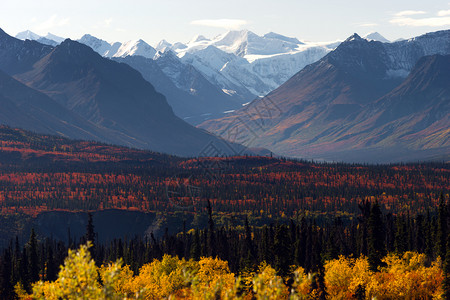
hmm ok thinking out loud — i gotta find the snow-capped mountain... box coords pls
[15,30,64,46]
[15,30,41,41]
[77,35,156,59]
[199,30,450,163]
[363,32,390,43]
[179,46,257,97]
[75,30,340,118]
[83,29,442,118]
[384,30,450,78]
[112,39,156,59]
[78,34,112,57]
[76,34,249,124]
[172,30,338,95]
[45,33,65,43]
[181,29,304,57]
[155,39,172,52]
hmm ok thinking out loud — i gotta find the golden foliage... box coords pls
[21,245,445,300]
[252,263,289,300]
[324,252,444,300]
[30,242,128,300]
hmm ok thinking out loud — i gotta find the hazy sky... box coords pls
[1,0,450,45]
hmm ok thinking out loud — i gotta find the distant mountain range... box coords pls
[15,30,64,46]
[1,28,243,156]
[200,30,450,163]
[14,29,391,125]
[6,28,450,162]
[77,33,251,124]
[74,30,342,124]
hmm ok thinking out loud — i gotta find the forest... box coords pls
[0,126,447,217]
[1,197,449,299]
[0,126,449,299]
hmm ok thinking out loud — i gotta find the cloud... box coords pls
[437,9,450,16]
[33,15,70,34]
[390,10,450,27]
[395,10,426,17]
[190,19,248,30]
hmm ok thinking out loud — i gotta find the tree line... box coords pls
[1,196,449,299]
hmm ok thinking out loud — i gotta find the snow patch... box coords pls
[386,69,409,78]
[222,89,237,96]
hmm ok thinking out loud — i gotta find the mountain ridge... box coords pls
[199,31,450,163]
[0,29,246,156]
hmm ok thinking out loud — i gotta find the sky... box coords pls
[1,0,450,46]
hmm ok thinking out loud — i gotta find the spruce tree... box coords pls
[240,216,255,270]
[443,200,450,300]
[273,224,290,276]
[394,215,407,253]
[85,213,96,259]
[0,249,13,299]
[443,233,450,300]
[436,193,447,259]
[19,248,29,292]
[206,199,216,257]
[45,240,57,281]
[190,229,201,260]
[367,201,386,272]
[27,229,39,285]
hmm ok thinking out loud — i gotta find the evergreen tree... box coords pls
[85,213,96,259]
[12,236,20,286]
[443,233,450,300]
[45,239,57,281]
[190,229,201,260]
[240,216,256,270]
[443,200,450,300]
[27,229,39,285]
[357,201,371,255]
[19,247,29,292]
[394,215,407,253]
[206,199,216,257]
[0,248,13,299]
[367,201,386,272]
[272,224,290,276]
[424,210,434,258]
[415,214,425,253]
[436,193,447,259]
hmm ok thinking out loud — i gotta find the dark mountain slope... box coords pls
[200,32,450,162]
[113,55,242,125]
[14,39,239,156]
[0,28,53,75]
[0,69,129,143]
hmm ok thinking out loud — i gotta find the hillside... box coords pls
[0,126,447,217]
[0,28,242,156]
[200,31,450,163]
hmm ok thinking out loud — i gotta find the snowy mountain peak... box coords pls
[14,30,63,45]
[45,33,65,43]
[345,33,364,42]
[79,33,96,40]
[154,49,179,61]
[263,32,303,45]
[112,39,156,59]
[190,35,210,43]
[214,30,253,45]
[78,34,112,56]
[171,42,188,51]
[364,32,390,43]
[156,39,172,52]
[16,30,41,41]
